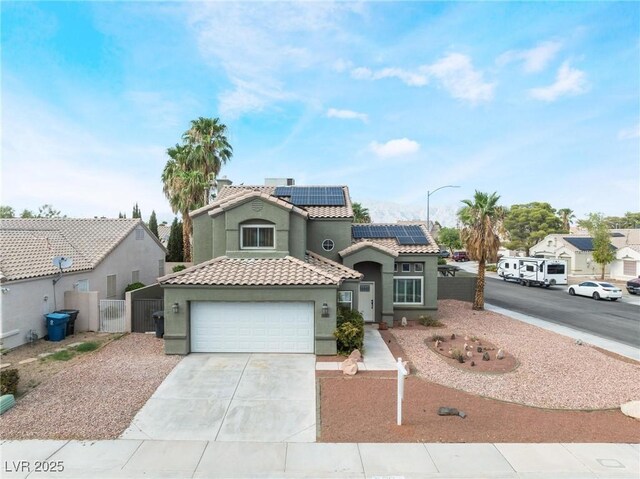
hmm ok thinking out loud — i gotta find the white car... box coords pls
[567,281,623,301]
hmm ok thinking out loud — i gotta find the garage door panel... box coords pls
[191,301,314,353]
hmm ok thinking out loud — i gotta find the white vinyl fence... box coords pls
[99,299,126,332]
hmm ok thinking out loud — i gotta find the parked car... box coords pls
[626,277,640,295]
[452,251,469,262]
[567,281,622,301]
[439,249,450,258]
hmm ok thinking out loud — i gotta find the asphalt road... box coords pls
[484,276,640,348]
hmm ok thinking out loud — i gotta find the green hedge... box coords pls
[0,369,19,396]
[125,282,145,292]
[334,307,364,355]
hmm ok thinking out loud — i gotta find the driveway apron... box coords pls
[121,353,316,442]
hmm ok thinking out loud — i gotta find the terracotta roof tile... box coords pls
[339,241,399,258]
[0,218,154,281]
[159,255,348,286]
[305,251,363,280]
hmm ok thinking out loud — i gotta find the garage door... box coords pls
[190,302,314,353]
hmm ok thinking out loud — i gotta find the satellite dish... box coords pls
[52,256,73,270]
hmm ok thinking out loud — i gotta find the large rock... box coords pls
[349,349,362,361]
[482,352,490,361]
[621,401,640,419]
[496,348,505,360]
[341,358,358,375]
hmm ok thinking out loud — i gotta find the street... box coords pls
[484,276,640,348]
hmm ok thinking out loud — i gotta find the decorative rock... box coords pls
[18,358,37,365]
[496,349,505,360]
[620,401,640,419]
[575,339,583,346]
[470,361,475,367]
[438,407,466,418]
[477,346,483,353]
[466,351,473,358]
[450,333,456,340]
[482,352,490,361]
[464,335,470,341]
[401,316,408,327]
[349,349,362,361]
[341,358,358,375]
[0,363,11,369]
[463,343,468,351]
[457,355,464,364]
[38,352,53,358]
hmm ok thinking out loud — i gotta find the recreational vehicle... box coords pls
[497,257,568,288]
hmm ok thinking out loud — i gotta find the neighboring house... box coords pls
[611,245,640,280]
[530,234,620,277]
[159,179,440,356]
[0,218,166,350]
[157,224,171,247]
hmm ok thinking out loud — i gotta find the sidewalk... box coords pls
[2,439,638,478]
[316,326,397,371]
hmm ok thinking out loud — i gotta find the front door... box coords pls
[359,282,375,323]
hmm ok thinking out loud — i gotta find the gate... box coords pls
[132,299,164,333]
[99,299,126,332]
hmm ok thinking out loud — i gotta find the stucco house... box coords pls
[0,218,166,350]
[159,179,440,356]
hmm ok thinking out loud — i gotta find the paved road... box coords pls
[484,276,640,348]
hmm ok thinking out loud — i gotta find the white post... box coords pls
[397,357,408,426]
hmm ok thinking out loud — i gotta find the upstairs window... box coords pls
[241,225,275,249]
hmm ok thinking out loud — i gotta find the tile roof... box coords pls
[339,241,399,258]
[203,190,309,219]
[0,218,158,281]
[191,185,354,219]
[157,224,171,245]
[160,251,361,286]
[348,223,440,255]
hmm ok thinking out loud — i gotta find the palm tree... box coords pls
[458,191,503,310]
[162,144,209,262]
[352,202,371,223]
[183,117,233,202]
[558,208,575,232]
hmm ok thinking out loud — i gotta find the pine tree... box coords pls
[148,210,159,239]
[166,217,184,262]
[132,203,142,218]
[118,212,126,219]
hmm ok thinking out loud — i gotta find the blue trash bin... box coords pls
[46,313,69,342]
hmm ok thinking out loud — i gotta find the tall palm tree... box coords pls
[183,117,233,202]
[458,191,503,310]
[558,208,575,232]
[352,202,371,223]
[162,144,209,262]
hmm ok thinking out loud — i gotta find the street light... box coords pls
[427,185,460,232]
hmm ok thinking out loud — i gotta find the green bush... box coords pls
[172,264,187,272]
[485,264,497,272]
[334,306,364,355]
[438,258,447,265]
[74,342,99,353]
[419,315,444,327]
[125,282,145,292]
[0,368,19,396]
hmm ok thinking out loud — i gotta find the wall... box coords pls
[610,248,640,280]
[437,273,477,302]
[192,213,213,264]
[0,228,165,350]
[162,285,338,355]
[307,219,353,262]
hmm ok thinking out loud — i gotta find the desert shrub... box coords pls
[0,368,19,396]
[451,349,464,362]
[438,258,447,265]
[125,282,145,292]
[172,264,187,273]
[74,342,99,353]
[50,350,74,361]
[431,334,445,342]
[418,315,443,327]
[334,306,364,355]
[485,264,497,272]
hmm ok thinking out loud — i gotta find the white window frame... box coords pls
[337,290,353,309]
[75,279,89,292]
[393,276,424,305]
[240,224,276,250]
[322,239,335,252]
[401,263,411,273]
[414,263,424,272]
[393,263,398,272]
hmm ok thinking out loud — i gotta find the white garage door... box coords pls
[190,301,315,353]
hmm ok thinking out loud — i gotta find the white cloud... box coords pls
[350,53,493,103]
[497,41,562,73]
[424,53,494,103]
[326,108,368,122]
[369,138,420,158]
[332,58,353,72]
[529,61,588,101]
[617,124,640,140]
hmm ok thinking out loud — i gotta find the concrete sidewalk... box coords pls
[316,326,397,371]
[2,440,638,478]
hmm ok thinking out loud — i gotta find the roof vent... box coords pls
[265,178,295,186]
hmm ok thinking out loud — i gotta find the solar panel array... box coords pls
[273,186,345,206]
[352,224,429,245]
[563,237,616,252]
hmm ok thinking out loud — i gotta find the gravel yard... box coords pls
[0,333,181,440]
[391,300,640,410]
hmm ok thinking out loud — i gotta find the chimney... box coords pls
[264,178,295,186]
[213,176,232,200]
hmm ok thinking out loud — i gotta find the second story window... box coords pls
[241,225,275,249]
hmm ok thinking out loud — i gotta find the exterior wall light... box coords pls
[172,302,180,313]
[321,302,329,318]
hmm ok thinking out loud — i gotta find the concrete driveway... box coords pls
[121,353,316,442]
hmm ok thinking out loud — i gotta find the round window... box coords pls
[322,239,335,251]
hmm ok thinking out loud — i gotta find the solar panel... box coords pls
[563,237,616,251]
[273,186,345,206]
[352,224,430,245]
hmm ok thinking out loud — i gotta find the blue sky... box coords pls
[2,1,639,225]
